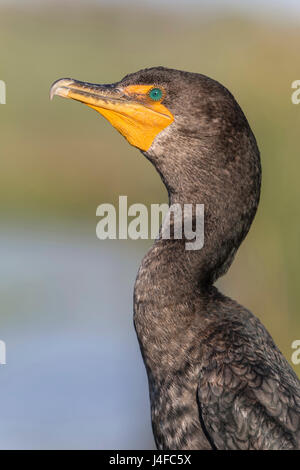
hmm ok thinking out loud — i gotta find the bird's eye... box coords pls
[148,87,163,101]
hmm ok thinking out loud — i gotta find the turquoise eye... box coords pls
[149,87,163,101]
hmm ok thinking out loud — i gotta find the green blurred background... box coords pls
[0,0,299,449]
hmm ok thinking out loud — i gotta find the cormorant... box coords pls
[50,67,300,450]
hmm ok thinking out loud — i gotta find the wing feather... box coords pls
[197,317,300,450]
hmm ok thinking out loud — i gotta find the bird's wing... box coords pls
[197,321,300,450]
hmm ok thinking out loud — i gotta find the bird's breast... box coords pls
[148,364,212,450]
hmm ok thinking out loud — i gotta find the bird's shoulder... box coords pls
[196,294,300,449]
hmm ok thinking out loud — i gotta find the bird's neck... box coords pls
[134,131,261,379]
[134,182,258,380]
[134,238,204,382]
[133,194,223,380]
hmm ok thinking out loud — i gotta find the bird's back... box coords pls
[154,288,300,450]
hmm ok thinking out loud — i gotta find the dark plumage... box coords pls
[128,68,300,450]
[51,66,300,450]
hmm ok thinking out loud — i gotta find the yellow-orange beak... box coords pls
[50,78,174,151]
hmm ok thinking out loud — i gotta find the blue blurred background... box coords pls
[0,0,299,449]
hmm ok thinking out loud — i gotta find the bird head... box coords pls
[50,66,261,280]
[50,67,177,152]
[50,66,259,197]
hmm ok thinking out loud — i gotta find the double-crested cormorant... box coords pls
[50,67,300,450]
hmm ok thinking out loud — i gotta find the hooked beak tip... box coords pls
[50,78,74,101]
